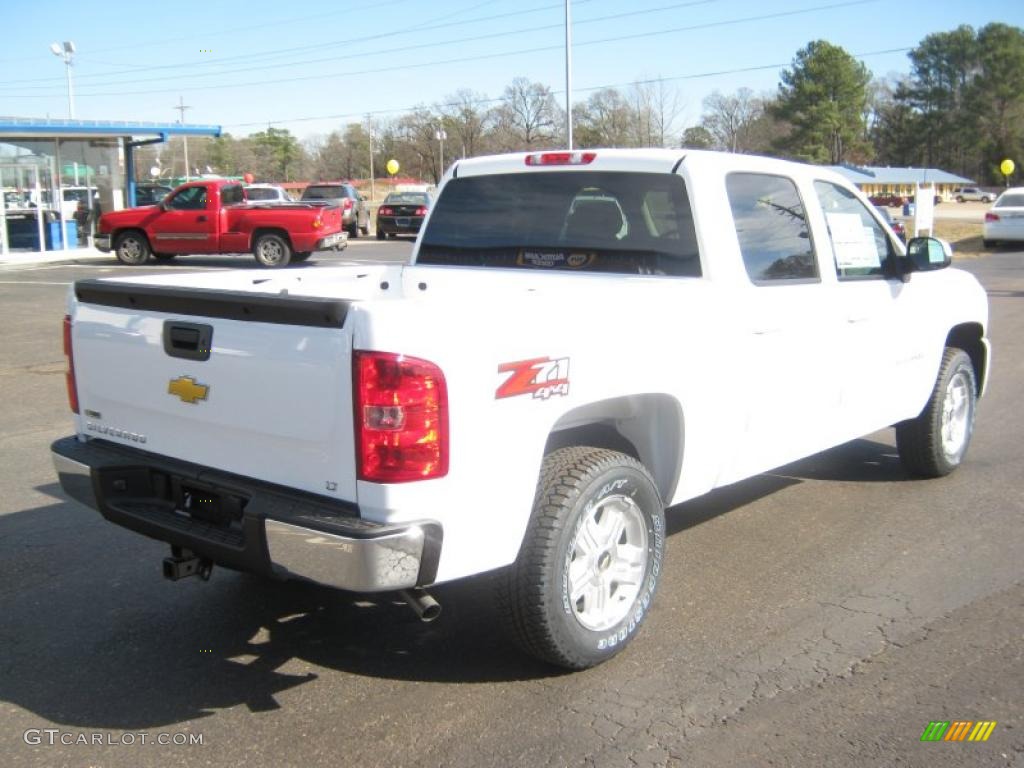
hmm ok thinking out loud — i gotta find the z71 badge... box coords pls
[496,357,570,400]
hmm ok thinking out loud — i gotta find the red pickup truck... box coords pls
[95,180,346,267]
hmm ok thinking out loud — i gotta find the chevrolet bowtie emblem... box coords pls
[168,376,209,404]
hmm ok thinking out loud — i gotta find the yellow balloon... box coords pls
[386,159,400,176]
[1000,158,1015,176]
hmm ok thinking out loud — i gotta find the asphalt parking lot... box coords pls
[1,242,1022,767]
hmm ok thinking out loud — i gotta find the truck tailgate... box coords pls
[70,279,358,503]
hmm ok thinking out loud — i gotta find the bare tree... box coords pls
[439,89,494,159]
[701,88,763,153]
[494,77,560,151]
[575,88,633,147]
[646,78,685,147]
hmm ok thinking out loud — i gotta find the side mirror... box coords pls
[905,236,952,272]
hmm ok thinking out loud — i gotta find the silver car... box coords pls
[299,182,369,238]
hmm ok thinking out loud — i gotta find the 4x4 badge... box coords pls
[168,376,209,404]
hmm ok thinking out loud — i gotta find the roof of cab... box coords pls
[447,148,855,189]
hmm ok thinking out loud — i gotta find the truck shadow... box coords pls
[2,438,907,730]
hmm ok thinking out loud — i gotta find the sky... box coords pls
[1,0,1021,142]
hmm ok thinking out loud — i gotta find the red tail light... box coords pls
[985,212,999,222]
[414,206,428,216]
[525,151,597,166]
[63,315,79,414]
[354,351,448,483]
[379,206,394,216]
[343,198,353,210]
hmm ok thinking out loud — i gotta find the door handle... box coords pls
[197,215,207,222]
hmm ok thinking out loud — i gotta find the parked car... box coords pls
[868,193,904,207]
[300,182,369,238]
[983,187,1024,248]
[135,184,173,206]
[244,184,292,203]
[375,192,431,239]
[954,187,994,203]
[874,205,906,242]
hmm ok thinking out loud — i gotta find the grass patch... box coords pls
[932,220,987,259]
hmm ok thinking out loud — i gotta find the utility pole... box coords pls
[565,0,573,150]
[174,96,191,182]
[366,115,376,203]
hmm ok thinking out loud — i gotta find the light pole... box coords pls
[435,127,447,180]
[174,96,192,182]
[49,41,76,119]
[565,0,573,150]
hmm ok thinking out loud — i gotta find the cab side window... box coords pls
[813,181,894,280]
[221,185,244,205]
[166,186,208,211]
[726,173,817,283]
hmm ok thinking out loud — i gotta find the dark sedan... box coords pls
[376,192,430,239]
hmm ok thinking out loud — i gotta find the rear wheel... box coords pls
[347,220,359,239]
[114,231,150,265]
[253,233,292,268]
[496,447,664,669]
[376,229,386,240]
[896,347,977,478]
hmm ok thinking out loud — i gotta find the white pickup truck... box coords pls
[52,149,990,669]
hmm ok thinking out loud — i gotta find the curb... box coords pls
[0,251,110,270]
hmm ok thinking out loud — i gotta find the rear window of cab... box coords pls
[417,171,701,277]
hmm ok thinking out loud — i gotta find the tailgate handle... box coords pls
[162,321,213,361]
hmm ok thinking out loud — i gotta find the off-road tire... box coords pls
[496,447,664,669]
[896,347,977,478]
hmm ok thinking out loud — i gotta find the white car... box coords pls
[52,149,990,670]
[983,187,1024,247]
[244,183,292,203]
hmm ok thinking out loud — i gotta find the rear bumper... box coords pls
[315,231,348,251]
[377,216,424,235]
[51,436,441,592]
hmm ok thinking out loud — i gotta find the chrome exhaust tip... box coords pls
[398,588,441,622]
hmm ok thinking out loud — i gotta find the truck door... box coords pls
[811,180,929,434]
[149,183,216,254]
[724,171,843,478]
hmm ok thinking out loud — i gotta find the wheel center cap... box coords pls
[597,551,612,572]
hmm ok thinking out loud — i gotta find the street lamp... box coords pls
[435,127,447,180]
[565,0,573,149]
[50,41,76,119]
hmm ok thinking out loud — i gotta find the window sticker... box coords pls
[516,250,595,268]
[827,212,880,269]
